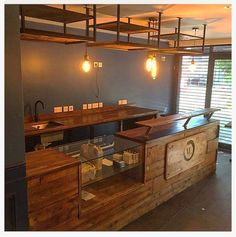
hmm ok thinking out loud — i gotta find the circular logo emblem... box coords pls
[184,140,195,161]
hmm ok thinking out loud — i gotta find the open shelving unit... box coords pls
[88,4,162,51]
[20,4,97,44]
[150,17,207,55]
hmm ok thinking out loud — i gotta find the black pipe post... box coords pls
[202,24,207,52]
[117,4,120,42]
[63,4,67,34]
[93,5,96,41]
[127,17,131,42]
[86,5,89,37]
[157,12,162,48]
[177,17,182,48]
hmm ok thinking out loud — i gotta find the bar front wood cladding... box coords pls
[25,112,219,230]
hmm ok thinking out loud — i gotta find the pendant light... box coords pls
[82,43,91,73]
[189,27,198,72]
[145,54,158,80]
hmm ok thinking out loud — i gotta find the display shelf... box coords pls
[87,40,160,51]
[91,21,158,34]
[20,28,94,44]
[21,4,93,24]
[150,32,203,41]
[81,174,143,214]
[82,161,141,187]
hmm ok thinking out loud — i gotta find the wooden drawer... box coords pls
[28,166,78,212]
[29,195,78,230]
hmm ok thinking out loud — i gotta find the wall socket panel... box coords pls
[82,104,88,110]
[118,99,128,105]
[99,102,103,108]
[88,104,92,109]
[54,106,62,113]
[69,105,74,111]
[92,103,99,109]
[63,106,69,112]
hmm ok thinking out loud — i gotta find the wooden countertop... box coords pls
[25,148,79,180]
[116,117,219,143]
[24,106,158,137]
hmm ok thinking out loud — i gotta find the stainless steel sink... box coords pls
[32,121,63,130]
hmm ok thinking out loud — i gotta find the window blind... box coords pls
[210,59,232,145]
[178,56,209,113]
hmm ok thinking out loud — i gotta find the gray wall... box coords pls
[21,23,175,116]
[5,5,25,167]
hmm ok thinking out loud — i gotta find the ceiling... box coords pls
[32,4,232,40]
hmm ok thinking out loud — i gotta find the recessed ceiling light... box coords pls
[224,5,231,9]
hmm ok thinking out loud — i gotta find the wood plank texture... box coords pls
[21,5,93,23]
[26,120,219,230]
[165,132,207,179]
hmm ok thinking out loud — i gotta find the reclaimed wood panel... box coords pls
[28,166,78,212]
[165,132,207,179]
[29,195,78,230]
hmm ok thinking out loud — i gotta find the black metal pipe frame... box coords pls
[63,5,67,34]
[148,20,151,44]
[93,5,97,41]
[174,27,178,48]
[176,17,182,48]
[86,5,89,38]
[117,4,120,41]
[127,17,131,42]
[20,6,25,30]
[157,12,162,48]
[202,24,207,52]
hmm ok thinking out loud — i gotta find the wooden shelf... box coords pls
[152,47,204,55]
[151,32,203,41]
[21,28,94,44]
[91,21,158,34]
[87,40,160,51]
[136,108,220,135]
[82,162,141,187]
[21,5,93,24]
[81,174,143,214]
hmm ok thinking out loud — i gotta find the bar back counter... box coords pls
[25,109,220,230]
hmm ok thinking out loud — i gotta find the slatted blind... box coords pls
[210,59,232,144]
[178,56,209,113]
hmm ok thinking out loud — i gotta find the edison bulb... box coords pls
[189,58,196,72]
[82,60,91,73]
[151,66,157,80]
[146,57,153,72]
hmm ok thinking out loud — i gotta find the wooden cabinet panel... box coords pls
[29,195,78,230]
[28,166,78,212]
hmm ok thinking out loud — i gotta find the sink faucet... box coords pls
[34,100,44,122]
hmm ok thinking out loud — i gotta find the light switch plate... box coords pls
[98,62,103,68]
[69,105,74,111]
[54,106,62,113]
[82,104,88,110]
[99,102,103,108]
[63,106,69,112]
[118,100,122,105]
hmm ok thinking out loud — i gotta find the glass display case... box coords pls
[55,135,144,211]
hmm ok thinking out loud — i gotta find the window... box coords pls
[210,59,232,144]
[178,56,209,113]
[178,53,232,146]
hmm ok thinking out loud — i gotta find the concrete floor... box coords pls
[122,151,231,231]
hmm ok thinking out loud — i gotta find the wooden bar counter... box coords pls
[25,114,219,230]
